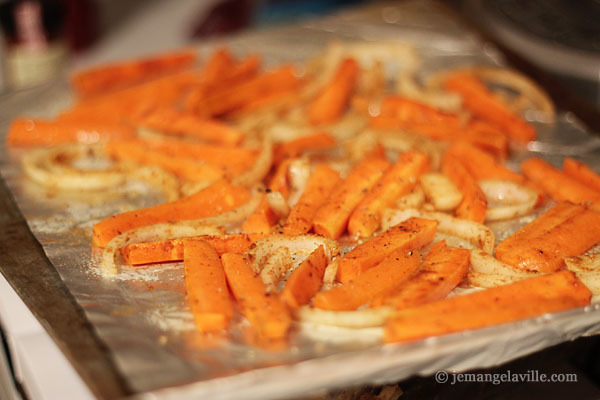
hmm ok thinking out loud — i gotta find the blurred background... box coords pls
[0,0,599,109]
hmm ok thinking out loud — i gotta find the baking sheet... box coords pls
[2,1,600,399]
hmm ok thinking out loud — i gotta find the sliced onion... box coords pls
[232,136,273,188]
[296,305,393,328]
[396,184,426,209]
[260,247,293,291]
[247,234,341,273]
[101,185,264,275]
[479,179,537,222]
[467,271,531,288]
[22,144,126,191]
[470,249,538,277]
[396,72,462,113]
[564,253,600,273]
[266,190,290,219]
[420,173,463,211]
[382,208,495,254]
[286,158,311,207]
[322,258,339,290]
[126,164,180,202]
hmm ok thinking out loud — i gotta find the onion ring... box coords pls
[231,136,273,188]
[479,179,537,222]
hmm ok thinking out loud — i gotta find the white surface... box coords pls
[0,274,94,400]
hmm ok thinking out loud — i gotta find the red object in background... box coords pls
[191,0,253,39]
[61,0,98,53]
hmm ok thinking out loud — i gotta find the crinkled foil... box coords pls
[2,1,600,399]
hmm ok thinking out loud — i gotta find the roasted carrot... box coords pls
[120,233,267,265]
[233,86,299,116]
[521,157,600,205]
[307,58,359,125]
[445,141,524,182]
[241,196,278,234]
[336,217,438,283]
[105,140,226,182]
[441,153,487,223]
[136,107,245,146]
[494,202,581,268]
[348,151,430,237]
[128,137,257,175]
[313,152,390,239]
[459,119,509,159]
[379,96,462,127]
[280,246,328,309]
[384,270,591,343]
[6,118,136,147]
[183,239,233,332]
[273,132,337,165]
[314,248,420,311]
[283,164,342,235]
[93,180,250,247]
[563,157,600,194]
[71,49,197,98]
[369,117,457,141]
[197,65,300,117]
[496,205,600,272]
[221,253,291,339]
[444,73,536,144]
[268,158,293,199]
[372,241,469,309]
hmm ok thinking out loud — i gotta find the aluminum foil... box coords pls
[2,1,600,398]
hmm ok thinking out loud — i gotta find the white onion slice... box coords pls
[232,136,273,188]
[296,305,393,328]
[479,179,537,222]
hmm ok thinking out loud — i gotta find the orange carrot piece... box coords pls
[563,157,600,194]
[313,153,390,239]
[183,239,234,332]
[6,118,136,147]
[268,158,293,199]
[459,119,509,159]
[445,141,524,182]
[283,164,342,235]
[198,48,235,85]
[441,153,487,223]
[233,86,299,116]
[136,107,245,146]
[221,253,291,339]
[495,202,582,260]
[369,117,457,141]
[105,140,226,182]
[241,196,278,234]
[280,246,328,309]
[313,248,420,311]
[521,158,600,205]
[71,49,197,98]
[336,217,438,283]
[307,58,359,125]
[384,270,591,343]
[496,206,600,272]
[198,65,299,117]
[121,233,267,265]
[273,132,337,165]
[348,151,430,237]
[93,180,250,247]
[130,137,257,175]
[444,73,536,144]
[372,241,470,309]
[379,96,462,127]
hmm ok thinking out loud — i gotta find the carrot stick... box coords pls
[379,96,462,127]
[336,217,438,283]
[233,86,299,116]
[136,107,245,146]
[183,239,233,332]
[273,132,337,165]
[384,270,591,343]
[197,48,235,85]
[93,180,250,247]
[457,120,509,159]
[241,196,278,234]
[130,137,257,175]
[314,248,420,311]
[280,246,328,309]
[120,233,267,265]
[307,58,359,125]
[105,140,226,182]
[221,253,291,339]
[444,73,536,144]
[71,49,197,98]
[283,164,342,235]
[441,153,487,223]
[313,152,390,239]
[369,117,457,141]
[563,157,600,194]
[445,141,524,182]
[495,206,600,272]
[521,158,600,205]
[6,118,136,147]
[372,241,469,309]
[348,151,430,238]
[197,65,299,117]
